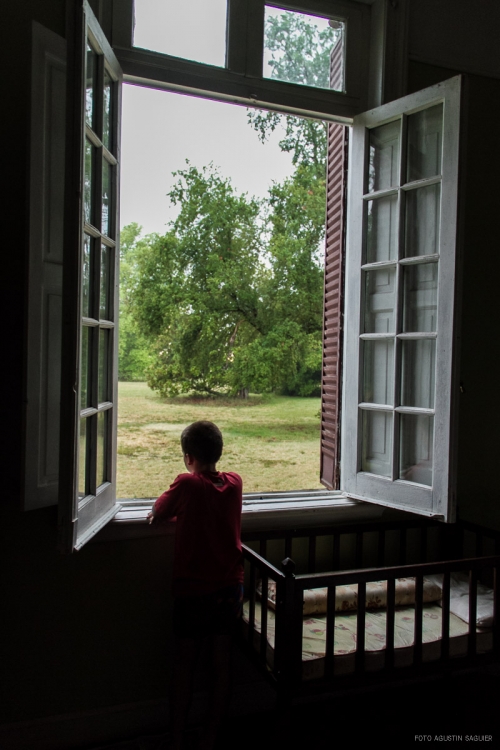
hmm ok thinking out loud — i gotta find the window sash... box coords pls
[59,0,122,552]
[341,76,462,522]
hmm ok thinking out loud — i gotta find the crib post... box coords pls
[274,557,302,709]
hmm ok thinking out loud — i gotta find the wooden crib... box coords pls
[239,518,500,703]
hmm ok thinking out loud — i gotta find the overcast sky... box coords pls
[120,0,299,237]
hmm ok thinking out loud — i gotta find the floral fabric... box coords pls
[258,577,442,616]
[243,601,469,659]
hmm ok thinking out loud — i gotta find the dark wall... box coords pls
[409,61,500,530]
[2,0,500,738]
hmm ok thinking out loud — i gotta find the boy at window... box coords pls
[148,421,244,750]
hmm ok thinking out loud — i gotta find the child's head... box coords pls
[180,421,223,466]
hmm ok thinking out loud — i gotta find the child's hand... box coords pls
[147,510,155,525]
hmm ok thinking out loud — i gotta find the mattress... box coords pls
[242,601,493,679]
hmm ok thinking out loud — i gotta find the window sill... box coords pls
[93,490,383,542]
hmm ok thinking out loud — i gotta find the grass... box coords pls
[117,381,323,498]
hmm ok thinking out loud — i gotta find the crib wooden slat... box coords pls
[248,565,256,645]
[260,573,268,662]
[325,585,336,679]
[441,570,451,662]
[356,581,366,673]
[308,535,316,574]
[385,578,395,669]
[414,575,424,664]
[468,570,478,657]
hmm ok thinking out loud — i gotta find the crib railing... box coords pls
[241,534,500,697]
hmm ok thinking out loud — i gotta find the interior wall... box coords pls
[2,0,500,742]
[408,61,500,531]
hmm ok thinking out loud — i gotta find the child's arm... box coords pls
[147,475,186,524]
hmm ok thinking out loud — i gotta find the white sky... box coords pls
[120,0,299,237]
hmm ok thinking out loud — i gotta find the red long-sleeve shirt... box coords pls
[153,471,244,597]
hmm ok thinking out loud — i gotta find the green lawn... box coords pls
[117,381,323,498]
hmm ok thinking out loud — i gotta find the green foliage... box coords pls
[121,11,335,396]
[247,10,339,170]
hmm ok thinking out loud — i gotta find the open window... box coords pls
[54,1,461,551]
[58,1,122,551]
[340,76,462,522]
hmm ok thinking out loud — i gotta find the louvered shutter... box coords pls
[320,37,348,490]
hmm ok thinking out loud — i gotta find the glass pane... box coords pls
[364,267,396,333]
[368,120,400,193]
[361,410,393,477]
[263,7,344,91]
[85,43,96,129]
[80,325,90,410]
[401,339,436,409]
[363,339,394,405]
[403,263,438,332]
[407,104,443,182]
[98,328,109,403]
[82,234,91,317]
[103,69,112,151]
[79,418,88,499]
[84,139,93,225]
[404,184,440,258]
[100,245,111,319]
[102,159,112,236]
[97,411,107,487]
[133,0,227,67]
[400,414,434,486]
[366,195,398,263]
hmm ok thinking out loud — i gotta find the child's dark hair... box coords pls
[180,421,223,464]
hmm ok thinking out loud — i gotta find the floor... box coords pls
[89,663,500,750]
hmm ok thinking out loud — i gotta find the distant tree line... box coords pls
[118,12,339,397]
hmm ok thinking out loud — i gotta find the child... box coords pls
[148,421,244,750]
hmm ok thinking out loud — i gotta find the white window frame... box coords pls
[45,0,465,548]
[341,76,462,522]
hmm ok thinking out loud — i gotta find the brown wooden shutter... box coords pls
[320,37,348,490]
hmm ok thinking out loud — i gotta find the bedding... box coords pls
[242,601,493,679]
[258,576,443,615]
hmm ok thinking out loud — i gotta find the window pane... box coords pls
[79,418,88,499]
[403,263,438,332]
[82,234,91,317]
[400,339,436,409]
[133,0,227,67]
[407,104,443,182]
[364,267,396,333]
[368,120,400,193]
[103,69,112,151]
[102,158,112,237]
[361,410,393,477]
[98,328,109,403]
[97,410,107,487]
[85,43,96,129]
[264,7,344,91]
[80,325,91,410]
[363,340,394,405]
[366,195,398,263]
[404,184,440,258]
[100,244,111,319]
[399,414,433,486]
[84,139,94,225]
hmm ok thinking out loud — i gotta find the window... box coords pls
[342,77,462,522]
[52,1,460,551]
